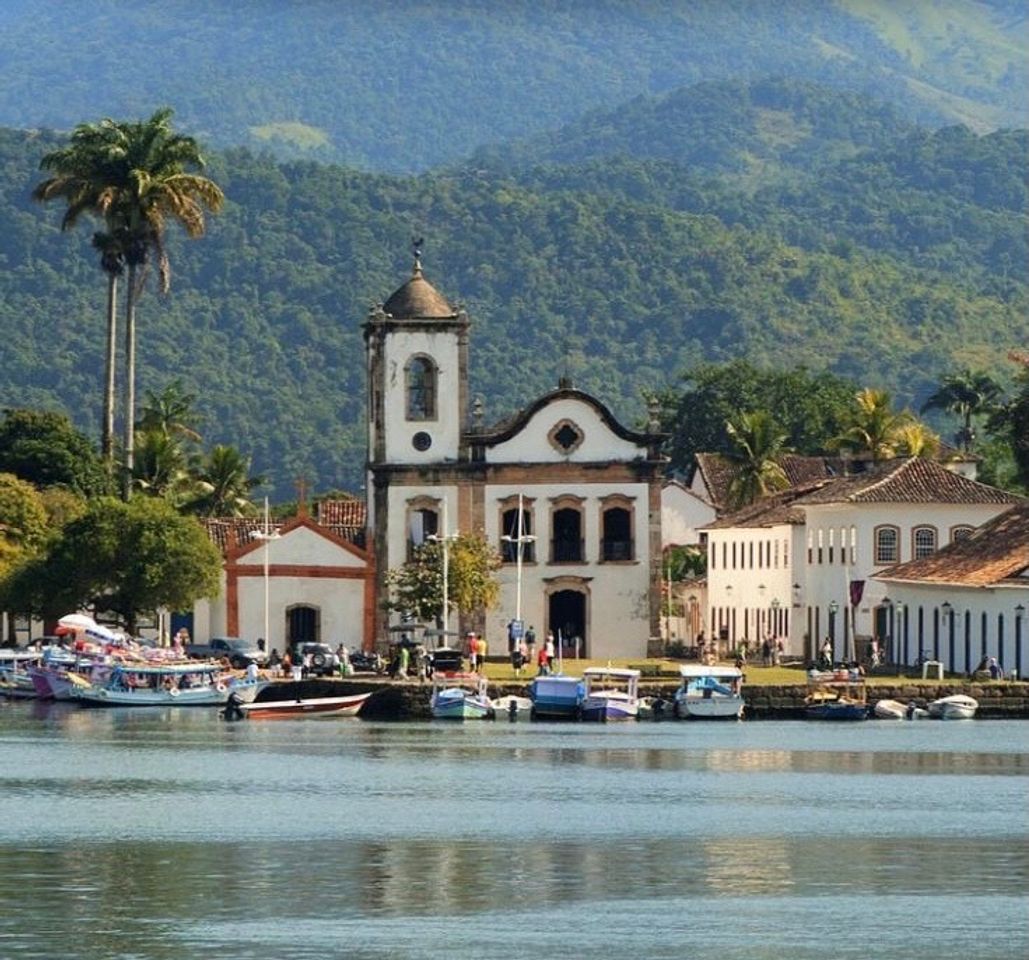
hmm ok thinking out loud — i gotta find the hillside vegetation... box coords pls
[1,77,1025,497]
[0,1,1024,171]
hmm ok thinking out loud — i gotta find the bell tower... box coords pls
[364,245,469,467]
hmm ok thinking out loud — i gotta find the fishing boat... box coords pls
[240,691,371,719]
[580,667,640,722]
[527,674,585,719]
[928,694,978,720]
[70,662,263,707]
[873,698,929,720]
[804,670,868,721]
[430,673,494,720]
[673,664,745,720]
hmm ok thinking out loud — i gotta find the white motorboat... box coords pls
[580,668,640,721]
[874,698,929,720]
[928,694,978,720]
[492,694,533,721]
[674,664,744,720]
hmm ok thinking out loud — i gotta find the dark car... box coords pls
[292,642,340,677]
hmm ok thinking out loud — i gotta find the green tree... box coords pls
[660,361,856,473]
[987,350,1029,490]
[723,411,791,509]
[185,444,262,517]
[0,472,49,581]
[132,429,192,502]
[9,496,222,633]
[33,120,127,469]
[386,533,501,624]
[0,409,109,497]
[138,378,203,442]
[921,368,1003,451]
[830,388,915,460]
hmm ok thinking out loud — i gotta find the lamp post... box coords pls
[500,493,536,634]
[1015,604,1025,680]
[251,497,282,654]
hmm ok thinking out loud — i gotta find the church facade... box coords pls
[365,256,668,659]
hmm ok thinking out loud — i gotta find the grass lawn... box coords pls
[481,658,968,686]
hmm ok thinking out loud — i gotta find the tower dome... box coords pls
[382,254,456,319]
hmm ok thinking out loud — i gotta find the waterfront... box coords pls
[0,702,1026,960]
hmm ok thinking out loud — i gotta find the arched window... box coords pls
[550,496,585,563]
[405,355,437,421]
[406,496,439,560]
[950,525,974,543]
[874,525,899,565]
[600,496,635,562]
[912,526,937,560]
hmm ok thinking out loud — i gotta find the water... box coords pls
[1,701,1026,960]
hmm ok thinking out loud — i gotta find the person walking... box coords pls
[525,625,537,665]
[544,632,555,668]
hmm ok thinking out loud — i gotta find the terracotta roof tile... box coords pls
[792,458,1020,506]
[202,504,367,557]
[694,453,842,511]
[703,481,829,530]
[877,502,1029,587]
[316,498,367,527]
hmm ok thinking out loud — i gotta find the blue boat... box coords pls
[528,675,585,720]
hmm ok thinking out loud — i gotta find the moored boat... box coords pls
[70,662,262,707]
[580,667,640,722]
[527,674,585,719]
[674,664,745,720]
[430,673,494,720]
[492,694,533,721]
[804,670,868,721]
[240,691,371,719]
[928,694,978,720]
[0,651,42,699]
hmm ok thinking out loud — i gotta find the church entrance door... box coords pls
[549,590,586,659]
[287,605,320,648]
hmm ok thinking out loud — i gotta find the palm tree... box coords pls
[132,430,192,502]
[185,445,263,517]
[921,369,1003,451]
[99,108,224,498]
[138,379,203,443]
[831,388,914,460]
[724,411,791,509]
[893,422,941,458]
[33,121,128,470]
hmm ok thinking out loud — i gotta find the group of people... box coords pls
[504,623,559,676]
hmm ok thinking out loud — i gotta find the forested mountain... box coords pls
[1,89,1025,497]
[0,0,1024,171]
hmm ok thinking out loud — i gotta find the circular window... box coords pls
[412,431,432,452]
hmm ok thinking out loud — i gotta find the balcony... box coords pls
[551,538,584,563]
[601,538,634,562]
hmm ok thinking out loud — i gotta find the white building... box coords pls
[875,502,1029,677]
[365,255,667,659]
[704,458,1021,662]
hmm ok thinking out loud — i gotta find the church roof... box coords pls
[381,259,456,319]
[202,499,366,557]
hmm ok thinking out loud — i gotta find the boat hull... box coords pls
[241,692,371,719]
[928,695,978,720]
[581,696,638,722]
[675,696,744,720]
[431,691,493,720]
[805,702,868,721]
[528,676,584,719]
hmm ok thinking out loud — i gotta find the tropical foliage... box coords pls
[723,412,792,509]
[921,369,1003,451]
[830,389,918,461]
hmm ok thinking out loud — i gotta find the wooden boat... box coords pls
[928,694,978,720]
[804,670,868,721]
[674,664,745,720]
[0,652,42,699]
[70,662,263,707]
[527,674,584,719]
[240,691,371,719]
[430,673,494,720]
[580,667,640,722]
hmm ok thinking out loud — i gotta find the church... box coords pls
[365,253,668,659]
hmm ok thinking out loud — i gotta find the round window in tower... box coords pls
[412,431,433,452]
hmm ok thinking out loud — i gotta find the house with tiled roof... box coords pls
[702,458,1022,664]
[179,498,373,653]
[875,502,1029,677]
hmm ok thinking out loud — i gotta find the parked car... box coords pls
[291,642,340,677]
[184,637,266,669]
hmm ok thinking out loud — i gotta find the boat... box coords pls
[673,664,745,720]
[492,694,533,721]
[638,696,673,720]
[580,667,640,722]
[873,698,929,720]
[0,651,42,699]
[70,662,264,707]
[239,691,371,719]
[430,673,494,720]
[928,694,978,720]
[527,674,585,719]
[804,670,868,721]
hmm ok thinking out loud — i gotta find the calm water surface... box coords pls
[0,701,1026,960]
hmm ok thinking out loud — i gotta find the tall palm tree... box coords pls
[33,121,128,470]
[921,369,1003,451]
[724,411,791,509]
[185,445,263,517]
[132,429,192,502]
[98,108,224,498]
[831,388,914,461]
[138,379,203,443]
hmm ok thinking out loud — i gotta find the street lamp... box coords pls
[500,493,537,630]
[251,496,282,655]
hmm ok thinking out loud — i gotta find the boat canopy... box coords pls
[678,664,743,680]
[582,668,641,679]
